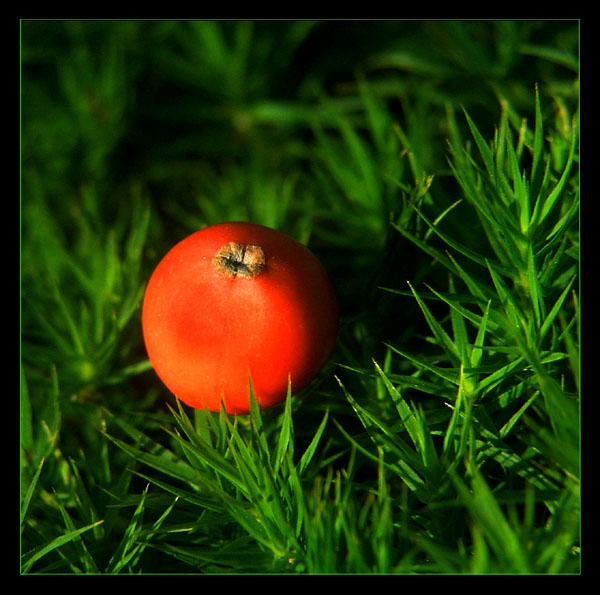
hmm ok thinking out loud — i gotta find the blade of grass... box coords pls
[20,457,45,527]
[21,519,104,574]
[273,387,294,475]
[530,113,578,228]
[452,469,529,573]
[407,280,462,367]
[296,409,329,477]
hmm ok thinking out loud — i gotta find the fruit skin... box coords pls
[142,221,338,414]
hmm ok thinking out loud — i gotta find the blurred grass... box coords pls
[20,19,579,574]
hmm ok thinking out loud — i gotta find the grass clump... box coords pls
[21,19,579,574]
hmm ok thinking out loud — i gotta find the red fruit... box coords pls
[142,221,338,414]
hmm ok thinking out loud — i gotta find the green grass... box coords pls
[20,19,580,574]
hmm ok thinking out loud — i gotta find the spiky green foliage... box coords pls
[21,19,579,574]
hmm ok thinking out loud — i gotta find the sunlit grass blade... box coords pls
[165,404,242,489]
[21,519,104,574]
[273,386,294,475]
[104,485,149,573]
[462,107,496,180]
[485,260,528,339]
[441,364,478,472]
[334,381,426,497]
[296,409,329,477]
[20,456,45,527]
[407,280,462,367]
[103,429,205,487]
[337,372,445,503]
[20,361,34,457]
[247,378,271,463]
[452,469,529,573]
[372,360,420,446]
[391,220,458,276]
[531,115,578,229]
[408,201,514,276]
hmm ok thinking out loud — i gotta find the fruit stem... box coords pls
[213,242,266,279]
